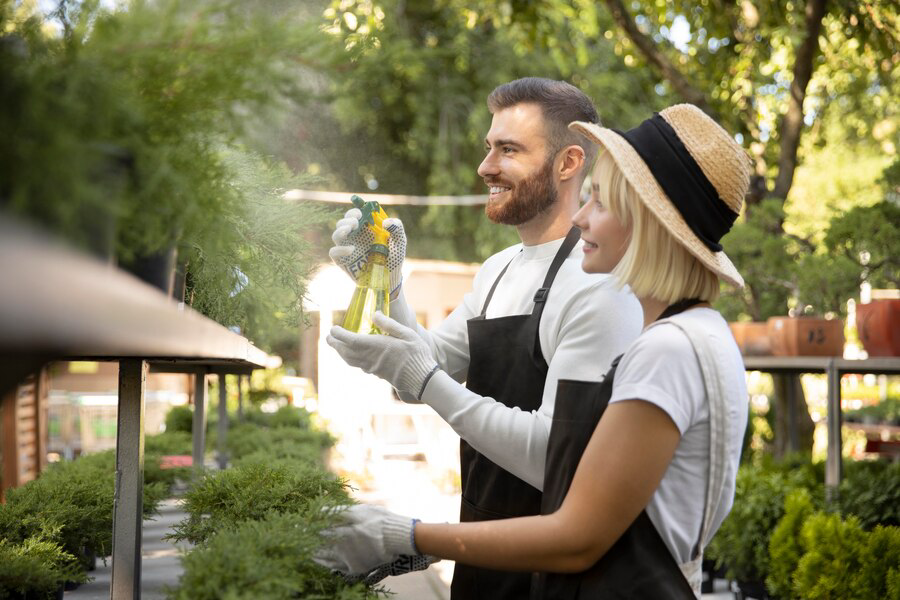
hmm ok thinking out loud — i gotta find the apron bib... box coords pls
[450,227,580,600]
[531,299,716,600]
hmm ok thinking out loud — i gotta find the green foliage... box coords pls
[169,511,375,600]
[0,465,114,568]
[287,0,668,263]
[0,530,86,599]
[767,488,818,599]
[844,396,900,426]
[838,461,900,531]
[168,462,351,545]
[707,460,822,582]
[715,198,793,320]
[0,0,329,350]
[793,513,900,600]
[145,431,193,456]
[228,422,334,463]
[269,405,313,429]
[0,447,170,581]
[824,199,900,291]
[165,406,194,434]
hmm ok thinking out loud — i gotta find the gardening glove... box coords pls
[338,553,439,586]
[329,207,407,296]
[313,504,424,577]
[326,312,440,401]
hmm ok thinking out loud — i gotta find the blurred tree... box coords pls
[0,0,332,352]
[259,0,670,262]
[592,0,898,319]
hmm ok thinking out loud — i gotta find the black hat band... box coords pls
[614,114,738,252]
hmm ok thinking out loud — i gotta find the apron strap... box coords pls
[479,254,518,317]
[530,227,582,312]
[645,313,731,595]
[479,226,581,318]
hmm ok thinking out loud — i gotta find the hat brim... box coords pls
[570,120,744,289]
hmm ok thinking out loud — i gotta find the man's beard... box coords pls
[485,159,558,226]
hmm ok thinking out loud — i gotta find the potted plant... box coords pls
[170,512,371,600]
[856,297,900,357]
[729,321,772,356]
[0,532,86,600]
[706,461,821,598]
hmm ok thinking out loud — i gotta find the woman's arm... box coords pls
[414,399,681,572]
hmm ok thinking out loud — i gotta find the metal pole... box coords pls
[217,373,228,470]
[825,360,842,505]
[192,372,207,474]
[111,359,147,600]
[236,374,244,422]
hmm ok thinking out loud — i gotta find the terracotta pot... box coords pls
[767,317,844,356]
[856,299,900,357]
[729,322,772,356]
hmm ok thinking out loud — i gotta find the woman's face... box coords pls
[572,164,631,275]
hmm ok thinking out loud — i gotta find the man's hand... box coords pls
[326,312,439,400]
[329,207,407,295]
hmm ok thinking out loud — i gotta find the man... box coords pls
[327,77,643,599]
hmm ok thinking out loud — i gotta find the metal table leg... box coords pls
[192,372,207,474]
[825,359,842,505]
[111,359,147,600]
[217,373,228,470]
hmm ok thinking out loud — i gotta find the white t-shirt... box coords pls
[400,236,644,490]
[609,308,748,565]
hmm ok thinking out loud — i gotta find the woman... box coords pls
[317,104,751,598]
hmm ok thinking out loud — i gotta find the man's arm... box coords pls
[389,288,474,382]
[420,282,643,489]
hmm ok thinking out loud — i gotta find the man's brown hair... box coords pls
[487,77,600,178]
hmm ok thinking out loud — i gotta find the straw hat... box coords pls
[570,104,751,288]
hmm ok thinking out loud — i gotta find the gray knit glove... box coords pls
[329,208,407,296]
[313,504,421,576]
[327,312,440,401]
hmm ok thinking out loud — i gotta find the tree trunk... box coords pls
[771,0,828,200]
[772,374,816,458]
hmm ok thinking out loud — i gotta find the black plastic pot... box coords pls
[734,579,771,599]
[123,245,178,296]
[6,584,65,600]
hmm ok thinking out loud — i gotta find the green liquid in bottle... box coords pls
[342,246,390,334]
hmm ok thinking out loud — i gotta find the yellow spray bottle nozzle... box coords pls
[351,194,390,251]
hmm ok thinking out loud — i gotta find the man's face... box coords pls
[477,103,558,226]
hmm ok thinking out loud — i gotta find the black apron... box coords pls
[531,299,703,600]
[451,227,581,600]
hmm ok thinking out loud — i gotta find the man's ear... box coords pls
[557,145,586,182]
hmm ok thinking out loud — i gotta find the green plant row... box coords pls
[167,405,381,599]
[0,432,183,597]
[707,457,900,598]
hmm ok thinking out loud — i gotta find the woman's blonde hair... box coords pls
[595,152,721,304]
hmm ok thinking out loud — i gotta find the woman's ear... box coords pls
[558,145,586,182]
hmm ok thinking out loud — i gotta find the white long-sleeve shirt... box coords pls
[392,236,643,489]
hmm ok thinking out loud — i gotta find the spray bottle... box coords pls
[342,195,391,334]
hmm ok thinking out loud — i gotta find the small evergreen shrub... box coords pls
[766,488,819,598]
[269,405,312,429]
[838,460,900,530]
[169,511,376,600]
[146,431,193,456]
[0,531,86,599]
[0,450,165,572]
[167,463,351,545]
[793,513,900,599]
[707,465,817,583]
[164,406,194,434]
[0,466,116,564]
[227,423,333,463]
